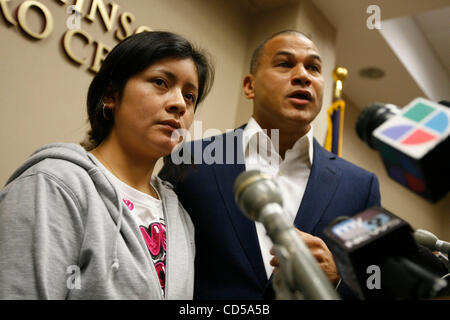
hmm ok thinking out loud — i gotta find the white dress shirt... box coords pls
[242,117,314,279]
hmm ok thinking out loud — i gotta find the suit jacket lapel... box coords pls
[211,128,268,286]
[294,139,342,233]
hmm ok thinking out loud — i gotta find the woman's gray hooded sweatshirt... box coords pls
[0,143,195,299]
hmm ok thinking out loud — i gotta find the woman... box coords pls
[0,31,214,299]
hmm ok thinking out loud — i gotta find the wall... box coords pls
[0,0,250,185]
[380,16,450,102]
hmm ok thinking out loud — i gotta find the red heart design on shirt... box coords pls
[140,223,166,258]
[123,198,134,211]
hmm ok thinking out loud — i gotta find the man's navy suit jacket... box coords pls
[159,128,381,299]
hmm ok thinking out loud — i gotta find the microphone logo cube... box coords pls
[372,98,449,202]
[373,98,449,159]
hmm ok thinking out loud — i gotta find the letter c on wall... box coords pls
[63,29,93,65]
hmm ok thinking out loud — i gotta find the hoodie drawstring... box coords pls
[111,189,124,272]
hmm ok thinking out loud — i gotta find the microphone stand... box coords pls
[272,245,305,300]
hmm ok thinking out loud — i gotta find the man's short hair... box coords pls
[249,30,311,74]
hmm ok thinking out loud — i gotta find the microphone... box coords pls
[323,207,449,299]
[414,229,450,256]
[439,100,450,108]
[355,98,450,202]
[233,170,340,300]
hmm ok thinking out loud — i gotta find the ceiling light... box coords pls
[359,67,385,79]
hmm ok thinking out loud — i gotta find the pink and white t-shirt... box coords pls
[92,156,167,296]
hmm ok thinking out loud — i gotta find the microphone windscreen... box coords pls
[414,229,438,250]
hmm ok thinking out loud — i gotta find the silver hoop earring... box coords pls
[102,103,111,120]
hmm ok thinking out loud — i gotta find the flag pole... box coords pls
[324,67,348,156]
[332,67,348,101]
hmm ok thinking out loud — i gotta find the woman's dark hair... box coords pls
[81,31,214,150]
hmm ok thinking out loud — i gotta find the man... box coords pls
[160,30,381,299]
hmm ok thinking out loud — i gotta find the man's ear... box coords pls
[243,74,255,99]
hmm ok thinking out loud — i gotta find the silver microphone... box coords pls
[414,229,450,255]
[234,170,340,300]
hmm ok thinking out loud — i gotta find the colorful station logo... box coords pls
[374,98,450,159]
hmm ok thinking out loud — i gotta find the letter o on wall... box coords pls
[17,0,54,40]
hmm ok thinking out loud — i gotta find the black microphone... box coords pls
[233,170,340,300]
[355,98,450,202]
[323,207,449,299]
[438,100,450,108]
